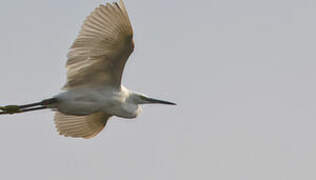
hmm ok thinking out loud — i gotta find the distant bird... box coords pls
[0,0,175,138]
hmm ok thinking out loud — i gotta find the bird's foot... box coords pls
[0,105,21,114]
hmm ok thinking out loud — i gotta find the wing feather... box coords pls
[64,0,134,89]
[55,112,111,139]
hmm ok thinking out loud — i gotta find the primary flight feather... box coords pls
[65,0,134,89]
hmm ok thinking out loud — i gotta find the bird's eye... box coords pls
[140,95,147,100]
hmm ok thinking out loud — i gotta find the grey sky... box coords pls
[0,0,315,179]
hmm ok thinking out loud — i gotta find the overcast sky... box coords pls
[0,0,316,179]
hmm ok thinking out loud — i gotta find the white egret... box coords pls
[0,0,175,138]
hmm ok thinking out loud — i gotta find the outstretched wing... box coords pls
[64,0,134,89]
[55,112,112,138]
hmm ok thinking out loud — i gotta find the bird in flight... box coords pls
[0,0,175,138]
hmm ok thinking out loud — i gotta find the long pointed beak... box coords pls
[145,97,176,105]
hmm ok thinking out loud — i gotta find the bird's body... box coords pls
[0,0,175,139]
[55,86,141,118]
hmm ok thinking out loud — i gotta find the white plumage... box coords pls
[55,0,135,138]
[0,0,175,139]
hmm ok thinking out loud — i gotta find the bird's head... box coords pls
[129,93,176,106]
